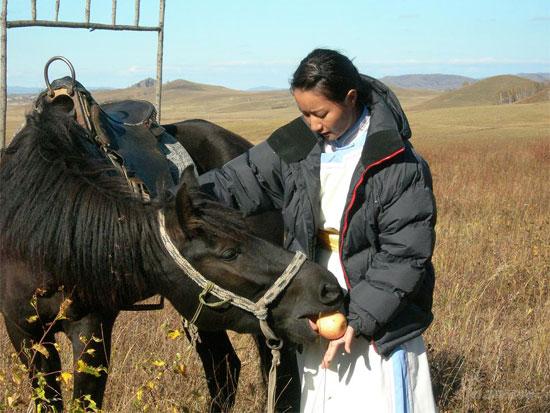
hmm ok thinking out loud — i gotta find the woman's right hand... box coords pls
[321,325,355,369]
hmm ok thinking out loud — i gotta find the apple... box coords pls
[315,311,347,340]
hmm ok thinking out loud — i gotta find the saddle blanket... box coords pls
[157,131,197,184]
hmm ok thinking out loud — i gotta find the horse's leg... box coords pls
[190,329,241,413]
[63,313,116,410]
[255,336,301,412]
[3,317,64,411]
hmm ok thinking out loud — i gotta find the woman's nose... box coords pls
[310,117,323,133]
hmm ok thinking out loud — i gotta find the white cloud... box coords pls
[126,65,153,74]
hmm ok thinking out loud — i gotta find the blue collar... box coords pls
[326,105,369,150]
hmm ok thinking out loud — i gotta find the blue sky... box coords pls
[5,0,550,90]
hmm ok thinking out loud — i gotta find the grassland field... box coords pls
[1,84,549,412]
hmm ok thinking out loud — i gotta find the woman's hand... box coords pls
[321,325,355,368]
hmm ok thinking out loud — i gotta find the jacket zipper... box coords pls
[338,147,406,290]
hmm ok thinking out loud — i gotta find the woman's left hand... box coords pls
[321,325,355,369]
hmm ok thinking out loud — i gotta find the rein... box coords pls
[158,209,307,413]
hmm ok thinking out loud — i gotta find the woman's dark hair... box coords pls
[291,48,369,105]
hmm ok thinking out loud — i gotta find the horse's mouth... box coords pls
[307,318,319,332]
[292,306,343,342]
[300,313,320,333]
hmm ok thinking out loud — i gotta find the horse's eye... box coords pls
[220,247,239,261]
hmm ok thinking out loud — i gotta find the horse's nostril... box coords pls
[319,283,342,305]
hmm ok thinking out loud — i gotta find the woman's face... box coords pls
[293,88,358,141]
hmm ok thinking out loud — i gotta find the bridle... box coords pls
[158,209,307,413]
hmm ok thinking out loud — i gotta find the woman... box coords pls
[200,49,437,412]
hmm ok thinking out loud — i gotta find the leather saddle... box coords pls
[35,76,191,199]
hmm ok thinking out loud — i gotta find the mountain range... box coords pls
[380,74,476,91]
[8,73,550,95]
[381,73,550,91]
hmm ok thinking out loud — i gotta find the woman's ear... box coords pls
[345,89,358,107]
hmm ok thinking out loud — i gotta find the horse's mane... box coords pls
[0,105,168,309]
[0,104,254,311]
[181,191,248,242]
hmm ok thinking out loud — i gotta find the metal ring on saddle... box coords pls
[44,56,76,97]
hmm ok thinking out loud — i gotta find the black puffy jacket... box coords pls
[199,76,436,356]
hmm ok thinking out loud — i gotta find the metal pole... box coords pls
[31,0,36,20]
[155,0,165,122]
[55,0,60,22]
[1,0,7,150]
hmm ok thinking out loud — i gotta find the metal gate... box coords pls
[0,0,166,150]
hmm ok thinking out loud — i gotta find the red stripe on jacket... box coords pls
[338,147,406,290]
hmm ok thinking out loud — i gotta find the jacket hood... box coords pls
[360,74,412,141]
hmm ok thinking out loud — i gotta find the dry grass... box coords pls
[1,90,549,412]
[417,128,549,412]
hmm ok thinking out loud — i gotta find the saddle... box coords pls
[35,76,192,199]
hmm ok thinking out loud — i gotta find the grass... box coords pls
[1,88,549,412]
[418,133,549,412]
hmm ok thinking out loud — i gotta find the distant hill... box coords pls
[380,74,476,91]
[413,75,545,110]
[515,85,550,104]
[516,73,550,83]
[132,78,156,88]
[164,79,233,92]
[128,77,233,92]
[246,86,285,92]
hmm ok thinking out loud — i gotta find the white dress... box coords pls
[297,109,437,413]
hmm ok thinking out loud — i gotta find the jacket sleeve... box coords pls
[198,140,285,215]
[347,157,436,337]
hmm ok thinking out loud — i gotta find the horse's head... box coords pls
[160,168,344,345]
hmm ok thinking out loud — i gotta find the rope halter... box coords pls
[158,209,307,413]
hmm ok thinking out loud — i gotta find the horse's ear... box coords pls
[174,165,200,232]
[175,180,195,232]
[179,165,199,191]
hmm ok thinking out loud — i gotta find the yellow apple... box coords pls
[316,311,347,340]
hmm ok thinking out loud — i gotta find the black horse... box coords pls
[164,119,297,411]
[0,103,344,411]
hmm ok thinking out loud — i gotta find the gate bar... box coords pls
[6,20,160,31]
[85,0,90,24]
[156,0,165,121]
[1,0,6,151]
[134,0,140,26]
[55,0,60,21]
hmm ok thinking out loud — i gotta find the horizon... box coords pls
[4,0,550,90]
[7,72,550,95]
